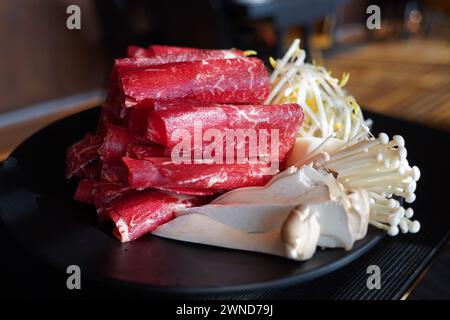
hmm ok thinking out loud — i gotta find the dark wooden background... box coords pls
[0,0,107,113]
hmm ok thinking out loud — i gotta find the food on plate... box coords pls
[66,133,102,179]
[103,45,252,121]
[98,124,135,163]
[289,133,421,236]
[119,57,269,110]
[74,178,99,205]
[123,157,274,192]
[103,190,202,242]
[67,44,296,243]
[127,44,245,61]
[143,102,303,159]
[67,42,421,260]
[100,162,128,184]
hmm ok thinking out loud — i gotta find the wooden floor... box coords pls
[325,39,450,132]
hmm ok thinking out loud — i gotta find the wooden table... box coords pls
[325,39,450,132]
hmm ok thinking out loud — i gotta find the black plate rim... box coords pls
[0,214,384,295]
[86,232,384,295]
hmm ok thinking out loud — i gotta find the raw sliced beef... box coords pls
[144,102,303,162]
[107,46,245,118]
[66,133,102,179]
[97,122,165,163]
[73,161,101,180]
[123,157,274,192]
[74,179,133,212]
[156,186,217,196]
[66,43,305,243]
[103,190,200,242]
[74,179,98,205]
[100,162,128,184]
[127,101,196,136]
[127,45,148,58]
[147,45,242,57]
[127,45,244,61]
[98,124,134,163]
[125,144,165,159]
[97,106,125,134]
[119,57,269,110]
[92,182,132,207]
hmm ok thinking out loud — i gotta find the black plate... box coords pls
[0,108,383,295]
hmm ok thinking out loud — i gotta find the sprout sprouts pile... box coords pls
[266,39,370,141]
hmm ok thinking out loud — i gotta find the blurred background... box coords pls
[0,0,449,159]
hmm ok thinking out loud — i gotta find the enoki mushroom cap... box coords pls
[308,132,421,236]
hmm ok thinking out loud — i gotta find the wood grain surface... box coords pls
[325,39,450,132]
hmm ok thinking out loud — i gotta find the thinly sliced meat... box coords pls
[92,182,132,207]
[119,57,269,110]
[104,57,198,119]
[103,58,154,120]
[148,45,203,56]
[100,162,128,184]
[128,104,168,136]
[103,67,128,120]
[115,52,244,81]
[73,179,133,214]
[127,45,244,60]
[145,102,303,162]
[98,124,133,163]
[127,105,152,136]
[149,45,216,56]
[97,106,124,135]
[123,157,274,192]
[125,144,165,159]
[107,49,249,118]
[74,179,98,205]
[127,101,195,136]
[127,45,148,58]
[97,121,164,163]
[74,161,101,180]
[66,133,102,179]
[93,183,134,221]
[103,190,200,242]
[156,186,217,196]
[67,44,296,244]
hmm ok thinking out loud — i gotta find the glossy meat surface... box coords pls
[120,58,269,109]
